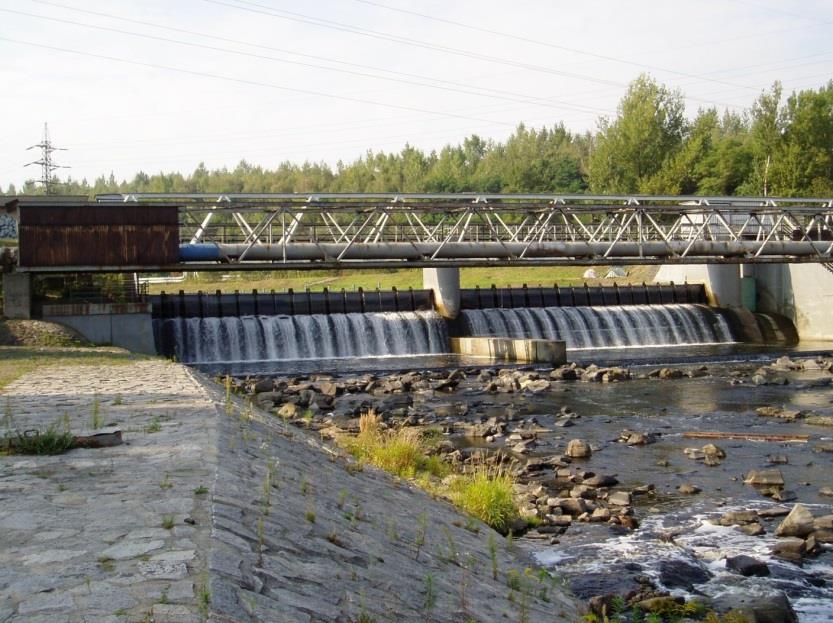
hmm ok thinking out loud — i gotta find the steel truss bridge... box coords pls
[97,193,833,269]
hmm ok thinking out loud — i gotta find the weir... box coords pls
[151,284,747,364]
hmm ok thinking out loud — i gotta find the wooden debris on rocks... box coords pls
[683,431,809,442]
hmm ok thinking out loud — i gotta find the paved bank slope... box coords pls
[0,359,578,622]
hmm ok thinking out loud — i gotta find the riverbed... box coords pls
[230,353,833,621]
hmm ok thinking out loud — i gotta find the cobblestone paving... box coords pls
[0,360,216,623]
[0,359,578,623]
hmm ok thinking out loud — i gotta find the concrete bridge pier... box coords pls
[422,267,460,319]
[654,264,742,307]
[2,272,32,319]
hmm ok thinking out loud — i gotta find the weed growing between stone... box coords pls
[488,533,499,581]
[2,426,76,455]
[448,465,518,535]
[89,396,102,429]
[423,572,437,612]
[341,410,448,479]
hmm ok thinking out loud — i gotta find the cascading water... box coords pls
[155,310,449,363]
[459,303,734,349]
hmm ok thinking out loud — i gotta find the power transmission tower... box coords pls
[25,123,69,195]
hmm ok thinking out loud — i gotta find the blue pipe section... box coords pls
[179,243,222,261]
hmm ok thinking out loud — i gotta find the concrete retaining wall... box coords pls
[451,336,566,364]
[42,303,157,355]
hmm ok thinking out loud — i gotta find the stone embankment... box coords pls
[0,358,578,622]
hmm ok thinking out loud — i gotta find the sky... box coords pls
[1,0,832,189]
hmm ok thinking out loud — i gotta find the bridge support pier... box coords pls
[2,272,32,319]
[422,267,460,319]
[654,264,741,307]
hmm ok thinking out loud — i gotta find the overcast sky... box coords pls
[1,0,832,188]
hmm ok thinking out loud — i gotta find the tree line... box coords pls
[4,75,833,198]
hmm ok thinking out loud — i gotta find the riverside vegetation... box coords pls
[5,76,832,200]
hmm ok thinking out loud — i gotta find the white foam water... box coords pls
[534,500,833,621]
[460,304,734,349]
[156,310,449,363]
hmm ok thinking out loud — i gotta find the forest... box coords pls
[4,75,833,198]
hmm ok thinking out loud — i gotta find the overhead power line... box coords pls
[25,0,611,116]
[349,0,766,93]
[0,36,521,128]
[2,6,610,116]
[202,0,626,88]
[25,122,69,194]
[201,0,753,109]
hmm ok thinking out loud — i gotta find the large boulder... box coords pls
[775,504,815,538]
[744,469,784,487]
[658,559,711,590]
[712,591,797,623]
[726,555,770,577]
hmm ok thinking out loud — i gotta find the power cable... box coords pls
[0,35,522,128]
[349,0,767,93]
[21,0,611,115]
[201,0,755,109]
[202,0,627,88]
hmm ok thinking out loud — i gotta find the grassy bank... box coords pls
[148,265,660,294]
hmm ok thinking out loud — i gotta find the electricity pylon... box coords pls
[25,123,69,195]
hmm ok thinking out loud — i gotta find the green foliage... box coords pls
[89,396,102,430]
[590,74,686,193]
[3,427,76,455]
[13,77,833,201]
[449,466,519,534]
[423,573,437,612]
[341,411,449,479]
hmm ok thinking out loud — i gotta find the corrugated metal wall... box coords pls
[19,204,179,267]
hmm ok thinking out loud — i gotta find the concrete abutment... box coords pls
[422,266,461,319]
[655,263,833,341]
[2,272,32,319]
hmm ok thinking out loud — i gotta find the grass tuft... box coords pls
[2,426,76,455]
[341,410,448,479]
[449,465,518,534]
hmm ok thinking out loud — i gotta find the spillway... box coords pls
[459,304,734,349]
[155,310,449,363]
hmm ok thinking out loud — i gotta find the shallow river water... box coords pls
[510,372,833,621]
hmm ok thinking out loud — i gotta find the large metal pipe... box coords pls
[183,241,833,262]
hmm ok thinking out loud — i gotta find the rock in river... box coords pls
[775,504,815,538]
[565,438,592,459]
[726,554,770,577]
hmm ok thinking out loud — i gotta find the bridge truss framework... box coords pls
[91,193,833,270]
